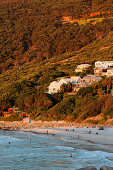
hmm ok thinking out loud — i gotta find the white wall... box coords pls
[48,81,60,94]
[95,61,113,68]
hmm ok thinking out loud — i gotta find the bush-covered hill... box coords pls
[0,0,113,72]
[1,0,113,123]
[1,32,113,122]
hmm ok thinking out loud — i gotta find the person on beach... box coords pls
[9,142,10,144]
[88,130,91,134]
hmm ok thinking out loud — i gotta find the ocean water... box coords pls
[0,130,113,170]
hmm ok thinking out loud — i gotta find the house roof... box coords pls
[71,76,81,79]
[95,61,113,69]
[96,61,113,63]
[95,67,108,69]
[78,64,91,66]
[49,81,59,86]
[70,76,81,82]
[59,78,70,85]
[76,64,91,68]
[82,75,102,80]
[49,81,60,90]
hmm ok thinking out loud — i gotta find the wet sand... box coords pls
[22,126,113,153]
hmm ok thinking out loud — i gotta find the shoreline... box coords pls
[21,126,113,153]
[1,120,113,169]
[1,120,113,152]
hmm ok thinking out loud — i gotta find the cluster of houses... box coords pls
[47,61,113,94]
[48,76,81,94]
[3,107,28,118]
[3,106,31,123]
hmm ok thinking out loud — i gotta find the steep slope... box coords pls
[0,0,113,73]
[1,0,113,123]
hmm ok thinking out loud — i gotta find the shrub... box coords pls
[110,120,113,126]
[97,119,106,124]
[86,119,98,125]
[103,108,112,120]
[47,96,75,120]
[77,87,93,97]
[80,112,88,120]
[5,114,23,122]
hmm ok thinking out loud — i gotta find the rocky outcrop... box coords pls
[100,166,113,170]
[77,166,113,170]
[77,166,97,170]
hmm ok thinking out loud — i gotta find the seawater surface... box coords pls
[0,130,113,170]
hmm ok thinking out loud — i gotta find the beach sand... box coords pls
[22,126,113,153]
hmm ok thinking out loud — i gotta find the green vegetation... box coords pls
[5,114,23,122]
[1,74,113,122]
[1,0,113,73]
[0,114,22,121]
[1,0,113,122]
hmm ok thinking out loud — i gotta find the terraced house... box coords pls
[94,61,113,77]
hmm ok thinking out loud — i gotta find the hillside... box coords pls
[1,0,113,123]
[0,0,113,72]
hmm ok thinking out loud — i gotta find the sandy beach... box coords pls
[1,120,113,169]
[1,120,113,152]
[22,125,113,153]
[24,126,113,145]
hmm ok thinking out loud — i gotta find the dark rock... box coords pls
[100,166,113,170]
[99,126,104,130]
[76,166,97,170]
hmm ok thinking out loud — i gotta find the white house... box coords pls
[75,64,91,73]
[95,61,113,69]
[106,69,113,77]
[48,81,60,94]
[94,61,113,77]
